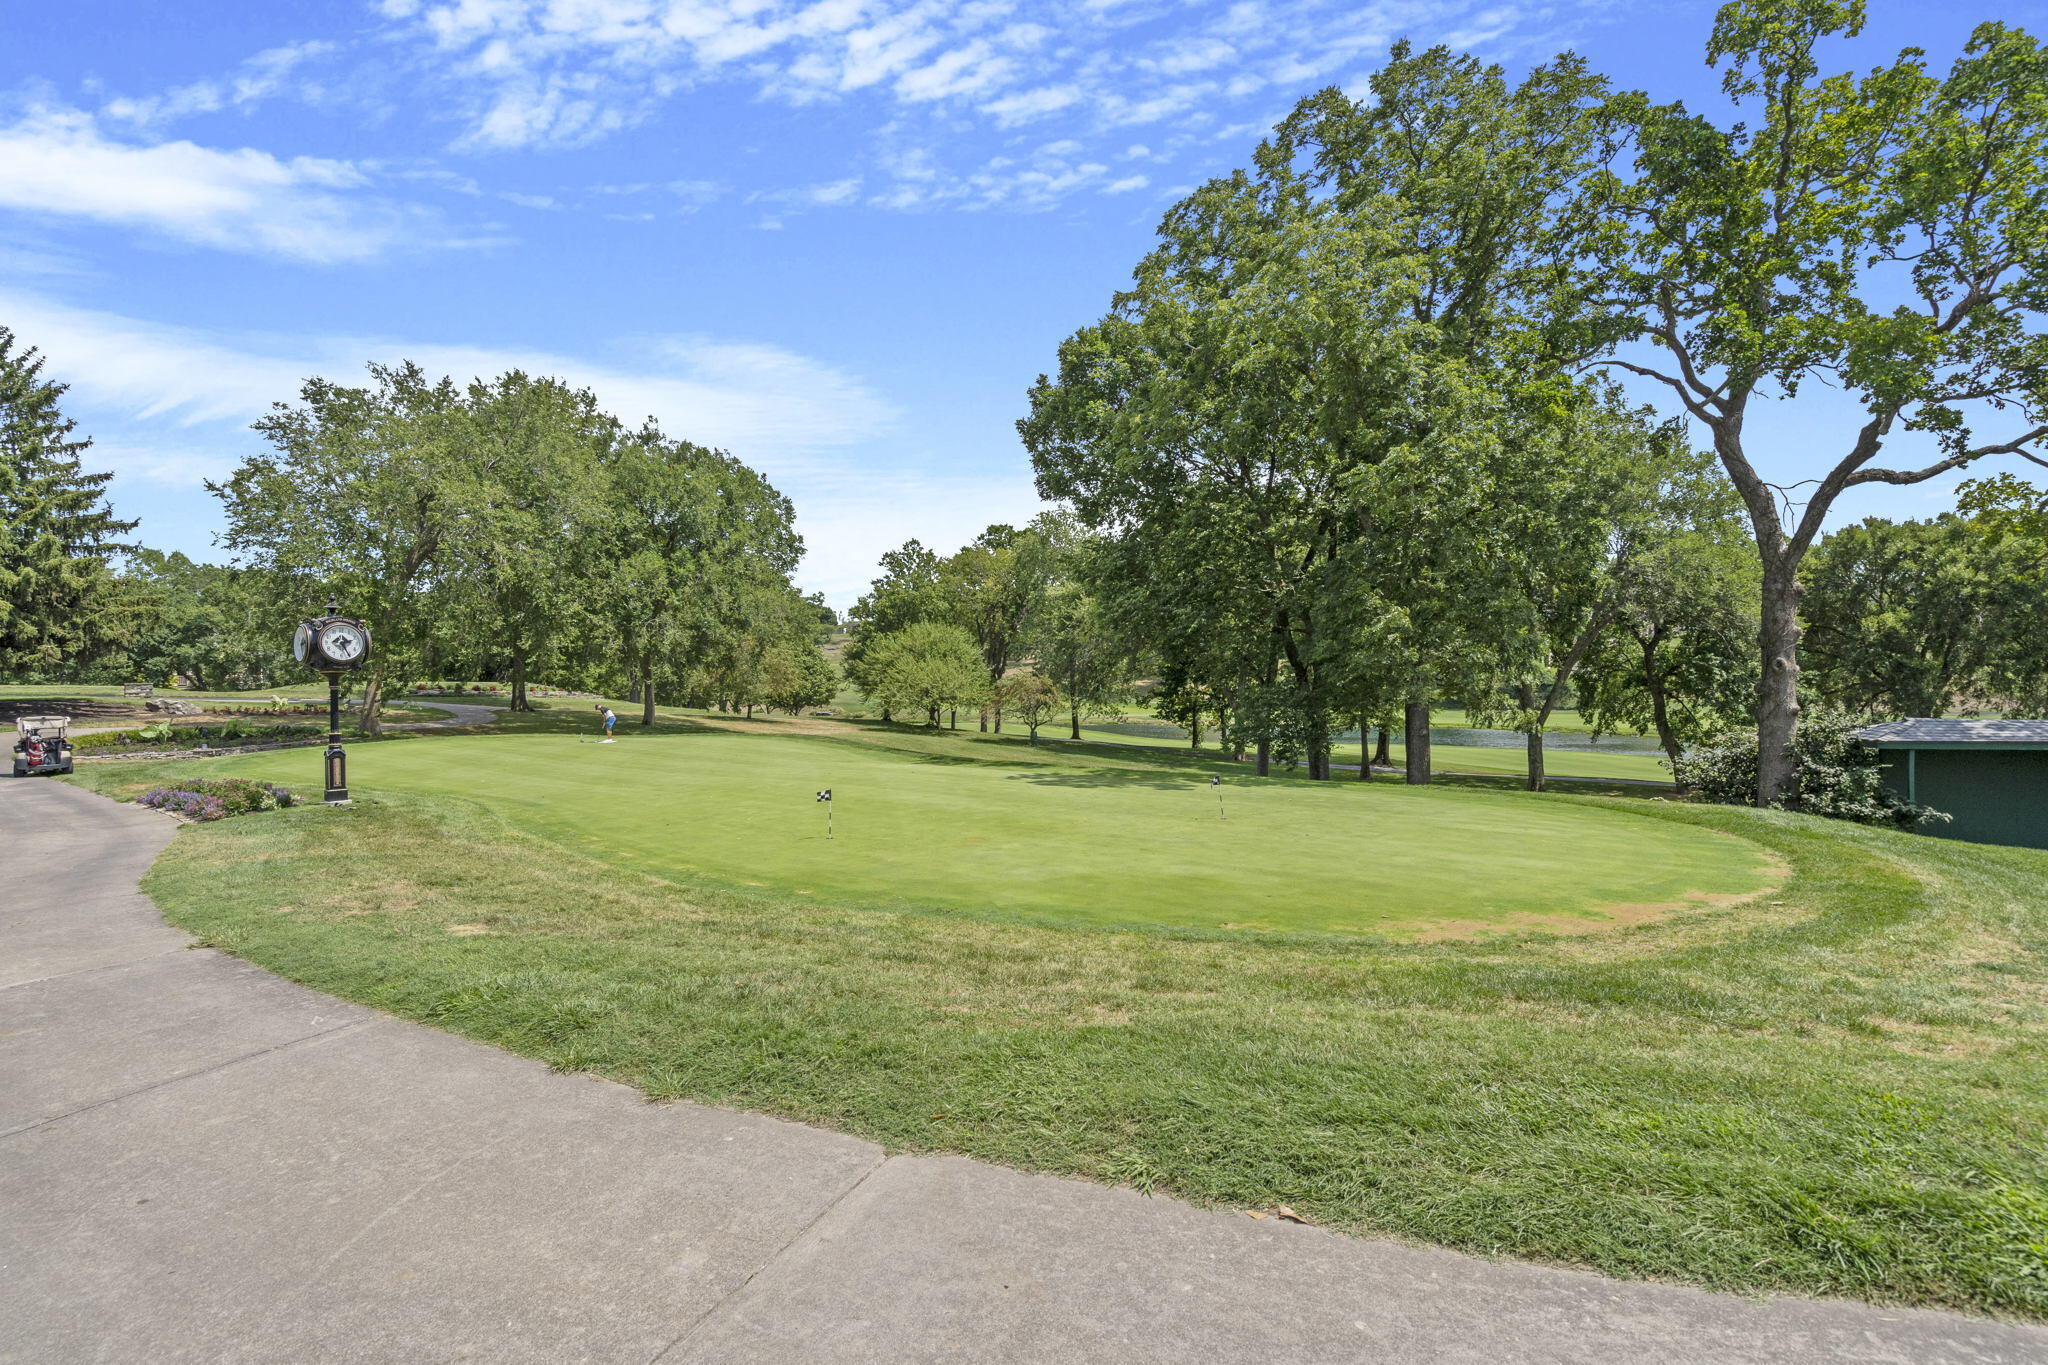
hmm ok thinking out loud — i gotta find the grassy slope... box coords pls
[64,717,2048,1317]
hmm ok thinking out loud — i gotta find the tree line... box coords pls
[1014,0,2048,805]
[0,339,834,727]
[840,476,2047,789]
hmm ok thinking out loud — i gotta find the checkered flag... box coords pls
[816,789,832,802]
[817,788,834,839]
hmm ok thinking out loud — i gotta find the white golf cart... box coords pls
[12,715,74,777]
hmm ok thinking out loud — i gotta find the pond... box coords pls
[1393,726,1666,755]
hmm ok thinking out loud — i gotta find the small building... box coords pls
[1856,719,2048,850]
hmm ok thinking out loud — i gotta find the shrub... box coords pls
[1672,709,1950,829]
[73,723,324,753]
[138,778,296,821]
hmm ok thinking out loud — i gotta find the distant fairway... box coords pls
[184,727,1770,937]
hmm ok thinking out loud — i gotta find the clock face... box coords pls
[293,624,314,663]
[319,622,366,663]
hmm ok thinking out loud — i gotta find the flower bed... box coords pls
[138,777,296,822]
[74,723,325,753]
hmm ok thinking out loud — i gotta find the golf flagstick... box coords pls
[817,788,832,840]
[1212,774,1224,819]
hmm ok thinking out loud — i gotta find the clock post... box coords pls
[292,601,371,807]
[323,672,346,804]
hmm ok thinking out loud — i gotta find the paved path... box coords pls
[3,778,2042,1364]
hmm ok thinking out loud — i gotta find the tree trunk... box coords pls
[1518,682,1546,793]
[980,707,988,732]
[641,652,656,726]
[950,707,958,730]
[1404,701,1431,785]
[359,663,387,736]
[1069,705,1080,740]
[1356,713,1370,780]
[745,703,753,719]
[1374,727,1390,767]
[1306,713,1329,780]
[628,675,642,705]
[1756,551,1803,806]
[1638,630,1686,792]
[1256,737,1270,777]
[510,648,530,712]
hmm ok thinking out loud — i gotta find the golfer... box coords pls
[596,704,617,743]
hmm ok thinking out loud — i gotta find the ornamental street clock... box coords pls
[294,602,370,804]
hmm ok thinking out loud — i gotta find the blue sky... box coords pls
[5,0,2043,608]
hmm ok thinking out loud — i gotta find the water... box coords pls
[1386,726,1664,755]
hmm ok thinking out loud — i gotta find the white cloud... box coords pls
[0,289,894,466]
[0,106,457,263]
[378,0,1592,175]
[0,287,1042,605]
[100,41,338,128]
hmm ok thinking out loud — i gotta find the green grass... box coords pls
[61,717,2048,1317]
[73,723,1765,937]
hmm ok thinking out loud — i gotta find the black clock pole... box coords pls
[323,671,349,804]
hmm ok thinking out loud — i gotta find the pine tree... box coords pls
[0,326,136,675]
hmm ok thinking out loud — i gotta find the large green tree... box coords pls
[1575,526,1760,786]
[0,326,135,676]
[1031,580,1129,741]
[217,363,467,731]
[598,431,800,725]
[1582,0,2048,802]
[1800,516,1990,719]
[446,372,618,711]
[844,540,947,720]
[113,550,301,691]
[1471,396,1731,791]
[1957,474,2048,711]
[859,620,987,727]
[1025,42,1608,782]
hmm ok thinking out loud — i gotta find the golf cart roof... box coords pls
[15,715,70,732]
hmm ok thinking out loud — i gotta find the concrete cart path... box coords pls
[3,779,2042,1365]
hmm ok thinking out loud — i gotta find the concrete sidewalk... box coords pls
[2,778,2041,1364]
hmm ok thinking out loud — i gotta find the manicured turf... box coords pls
[82,724,1767,937]
[64,722,2048,1318]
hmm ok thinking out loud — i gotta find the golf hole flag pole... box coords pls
[1212,774,1225,820]
[292,601,370,805]
[817,788,833,840]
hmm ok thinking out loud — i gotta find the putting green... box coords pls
[189,728,1774,937]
